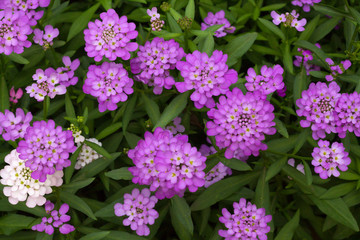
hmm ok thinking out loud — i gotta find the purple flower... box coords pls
[219,198,272,240]
[32,201,75,235]
[0,8,32,55]
[166,117,185,135]
[325,58,351,81]
[334,92,360,138]
[33,25,59,49]
[201,10,235,38]
[293,46,321,75]
[271,10,307,31]
[9,87,23,104]
[17,120,76,182]
[114,188,159,236]
[245,64,284,95]
[57,56,80,87]
[147,7,160,22]
[130,37,185,94]
[207,88,276,159]
[277,85,287,97]
[128,128,206,199]
[311,140,351,179]
[292,0,321,12]
[0,108,32,141]
[83,62,134,112]
[176,50,238,109]
[84,9,138,62]
[296,82,341,139]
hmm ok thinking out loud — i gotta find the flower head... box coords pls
[0,150,63,208]
[0,108,32,141]
[325,58,351,81]
[75,138,103,169]
[166,117,185,135]
[17,120,76,182]
[114,188,159,236]
[83,62,134,112]
[128,128,206,199]
[312,140,351,179]
[207,88,276,159]
[130,37,185,94]
[147,7,160,22]
[33,25,59,49]
[292,0,321,12]
[176,50,238,109]
[201,10,235,38]
[271,10,306,31]
[219,198,272,240]
[84,9,138,62]
[9,87,23,104]
[294,45,321,75]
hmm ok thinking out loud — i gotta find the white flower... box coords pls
[0,150,63,208]
[73,130,85,144]
[75,138,103,169]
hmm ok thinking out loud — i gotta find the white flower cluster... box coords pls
[0,150,63,208]
[75,138,103,169]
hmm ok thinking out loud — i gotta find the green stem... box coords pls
[144,29,152,44]
[43,96,49,119]
[266,149,313,161]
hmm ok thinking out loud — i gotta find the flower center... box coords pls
[101,28,115,44]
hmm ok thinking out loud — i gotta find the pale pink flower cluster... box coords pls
[271,10,307,31]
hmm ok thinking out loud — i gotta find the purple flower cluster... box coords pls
[0,9,32,55]
[176,50,238,109]
[128,127,206,199]
[166,117,185,135]
[33,25,59,49]
[0,108,32,141]
[312,140,351,179]
[83,62,134,112]
[292,0,321,12]
[147,7,164,31]
[219,198,272,240]
[0,0,50,26]
[294,45,321,75]
[84,9,138,62]
[201,10,235,38]
[334,92,360,138]
[271,10,306,31]
[130,37,185,94]
[114,188,159,236]
[245,65,284,95]
[207,88,276,159]
[325,58,351,81]
[199,145,232,188]
[32,201,75,235]
[17,120,76,182]
[296,82,341,139]
[26,56,80,101]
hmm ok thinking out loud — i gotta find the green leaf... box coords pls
[274,118,289,138]
[313,4,348,18]
[67,3,100,41]
[78,231,110,240]
[124,132,142,149]
[309,71,327,78]
[60,191,97,220]
[292,128,310,154]
[309,16,342,43]
[258,18,285,40]
[309,196,359,231]
[265,157,287,182]
[96,122,122,140]
[293,67,307,105]
[338,170,360,181]
[169,8,182,21]
[7,53,29,64]
[191,171,260,211]
[294,40,328,63]
[0,76,9,112]
[255,168,270,210]
[65,92,76,119]
[141,93,160,124]
[319,182,357,199]
[148,204,170,239]
[299,15,320,41]
[105,167,133,180]
[0,214,35,235]
[275,210,300,240]
[123,93,138,133]
[65,146,83,184]
[185,0,195,19]
[219,157,252,171]
[283,43,293,74]
[348,6,360,25]
[153,91,190,130]
[62,178,95,193]
[36,232,53,240]
[99,0,112,10]
[166,12,182,33]
[170,195,194,240]
[224,32,258,67]
[260,3,286,11]
[199,34,214,56]
[302,160,313,185]
[85,139,112,159]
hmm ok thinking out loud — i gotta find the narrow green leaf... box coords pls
[283,43,293,74]
[295,40,328,63]
[96,122,122,140]
[153,91,190,130]
[191,171,260,211]
[348,6,360,25]
[313,5,348,18]
[265,157,287,182]
[309,71,327,78]
[60,191,97,220]
[219,157,252,171]
[169,8,182,21]
[67,3,100,41]
[85,140,112,159]
[338,170,360,180]
[170,196,194,240]
[185,0,195,19]
[65,92,76,119]
[65,146,83,184]
[78,231,110,240]
[275,210,300,240]
[141,93,160,124]
[299,15,320,41]
[123,93,138,133]
[166,12,182,33]
[148,204,170,239]
[36,232,53,240]
[224,32,258,67]
[302,160,313,185]
[320,182,357,199]
[105,167,133,180]
[62,178,95,193]
[260,3,286,11]
[199,34,214,56]
[99,0,112,10]
[293,128,310,154]
[0,76,9,112]
[124,132,142,149]
[309,16,342,43]
[7,53,29,64]
[274,118,289,138]
[0,214,35,235]
[293,67,307,105]
[255,168,270,210]
[258,18,285,40]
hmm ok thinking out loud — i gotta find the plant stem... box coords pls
[266,149,313,161]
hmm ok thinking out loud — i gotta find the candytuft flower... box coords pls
[325,58,351,81]
[9,87,23,104]
[33,25,59,49]
[176,50,238,109]
[131,37,185,94]
[219,198,272,240]
[84,9,138,62]
[271,10,306,31]
[75,138,103,169]
[201,10,235,38]
[114,188,159,236]
[83,62,134,112]
[0,108,32,141]
[207,88,276,159]
[166,117,185,135]
[292,0,321,12]
[293,45,321,75]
